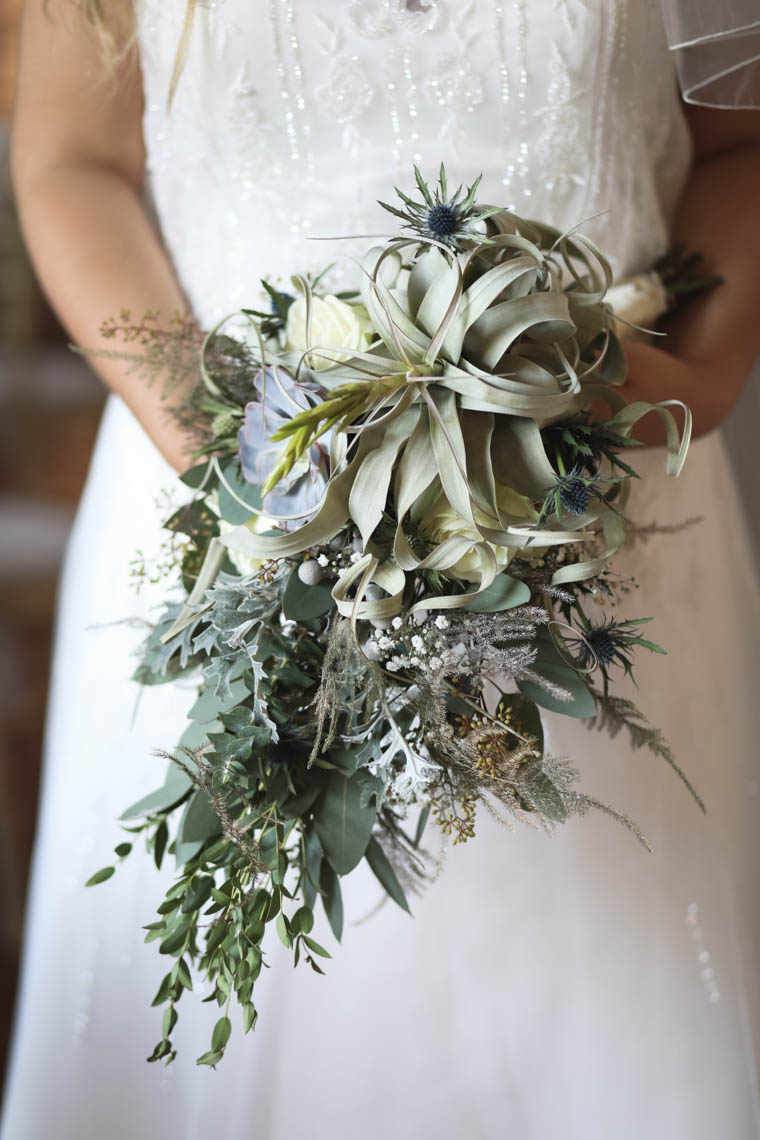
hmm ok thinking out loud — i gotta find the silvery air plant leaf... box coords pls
[89,163,712,1069]
[238,366,330,516]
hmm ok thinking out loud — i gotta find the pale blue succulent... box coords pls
[238,366,330,517]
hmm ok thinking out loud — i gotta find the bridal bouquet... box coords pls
[90,167,704,1067]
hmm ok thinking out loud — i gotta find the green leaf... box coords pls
[218,462,262,525]
[497,694,545,751]
[196,1050,224,1068]
[151,972,173,1007]
[159,920,190,956]
[282,566,335,621]
[188,677,248,724]
[242,1003,258,1034]
[181,875,214,914]
[180,461,213,489]
[303,935,332,959]
[275,913,291,948]
[464,574,531,613]
[176,958,193,991]
[413,805,430,849]
[290,906,314,935]
[85,866,115,887]
[177,791,220,851]
[319,859,344,942]
[113,842,133,859]
[519,763,568,823]
[153,819,169,869]
[517,630,596,719]
[205,923,227,955]
[365,837,411,914]
[148,1039,174,1063]
[303,827,322,911]
[120,760,193,821]
[162,1006,179,1038]
[312,768,379,876]
[211,1016,232,1053]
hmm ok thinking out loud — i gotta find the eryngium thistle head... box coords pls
[427,202,460,239]
[379,163,493,252]
[582,626,617,666]
[558,477,590,516]
[578,616,663,677]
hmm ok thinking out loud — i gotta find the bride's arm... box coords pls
[623,106,760,442]
[11,0,193,472]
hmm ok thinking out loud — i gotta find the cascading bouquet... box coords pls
[89,167,709,1068]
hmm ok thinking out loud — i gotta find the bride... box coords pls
[3,1,759,1136]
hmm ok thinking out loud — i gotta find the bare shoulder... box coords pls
[12,0,145,189]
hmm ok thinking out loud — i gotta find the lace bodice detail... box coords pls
[136,0,692,327]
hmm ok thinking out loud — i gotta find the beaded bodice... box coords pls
[136,0,692,326]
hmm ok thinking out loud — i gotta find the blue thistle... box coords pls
[270,289,295,318]
[539,466,597,522]
[582,626,617,667]
[558,477,590,516]
[578,617,665,687]
[379,163,497,253]
[427,202,460,239]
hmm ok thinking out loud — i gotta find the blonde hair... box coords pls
[69,0,197,104]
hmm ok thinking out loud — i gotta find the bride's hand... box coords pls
[623,104,760,446]
[621,340,744,444]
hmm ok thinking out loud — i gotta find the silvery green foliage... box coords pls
[89,167,704,1068]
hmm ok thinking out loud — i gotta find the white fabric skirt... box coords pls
[2,394,759,1139]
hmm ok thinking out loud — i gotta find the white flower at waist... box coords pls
[218,514,273,577]
[606,272,669,343]
[419,483,536,583]
[285,294,373,369]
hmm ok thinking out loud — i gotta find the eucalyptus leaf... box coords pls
[282,566,335,621]
[319,858,344,942]
[464,574,530,613]
[188,677,249,724]
[180,462,213,490]
[175,792,220,867]
[517,630,596,719]
[365,837,411,914]
[120,761,193,821]
[312,768,379,876]
[211,1016,232,1053]
[519,763,568,823]
[218,462,262,525]
[85,866,115,887]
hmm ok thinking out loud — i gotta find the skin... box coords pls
[10,2,760,470]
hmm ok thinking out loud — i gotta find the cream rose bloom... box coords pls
[218,514,274,577]
[606,272,669,343]
[285,294,373,369]
[419,483,537,582]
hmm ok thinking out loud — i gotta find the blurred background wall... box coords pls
[0,0,757,1097]
[0,0,105,1079]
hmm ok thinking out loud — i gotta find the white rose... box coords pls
[419,483,536,583]
[606,272,669,343]
[218,514,273,577]
[285,294,373,369]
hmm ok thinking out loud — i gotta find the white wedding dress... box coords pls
[3,2,760,1137]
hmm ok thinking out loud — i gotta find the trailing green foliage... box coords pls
[89,164,704,1066]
